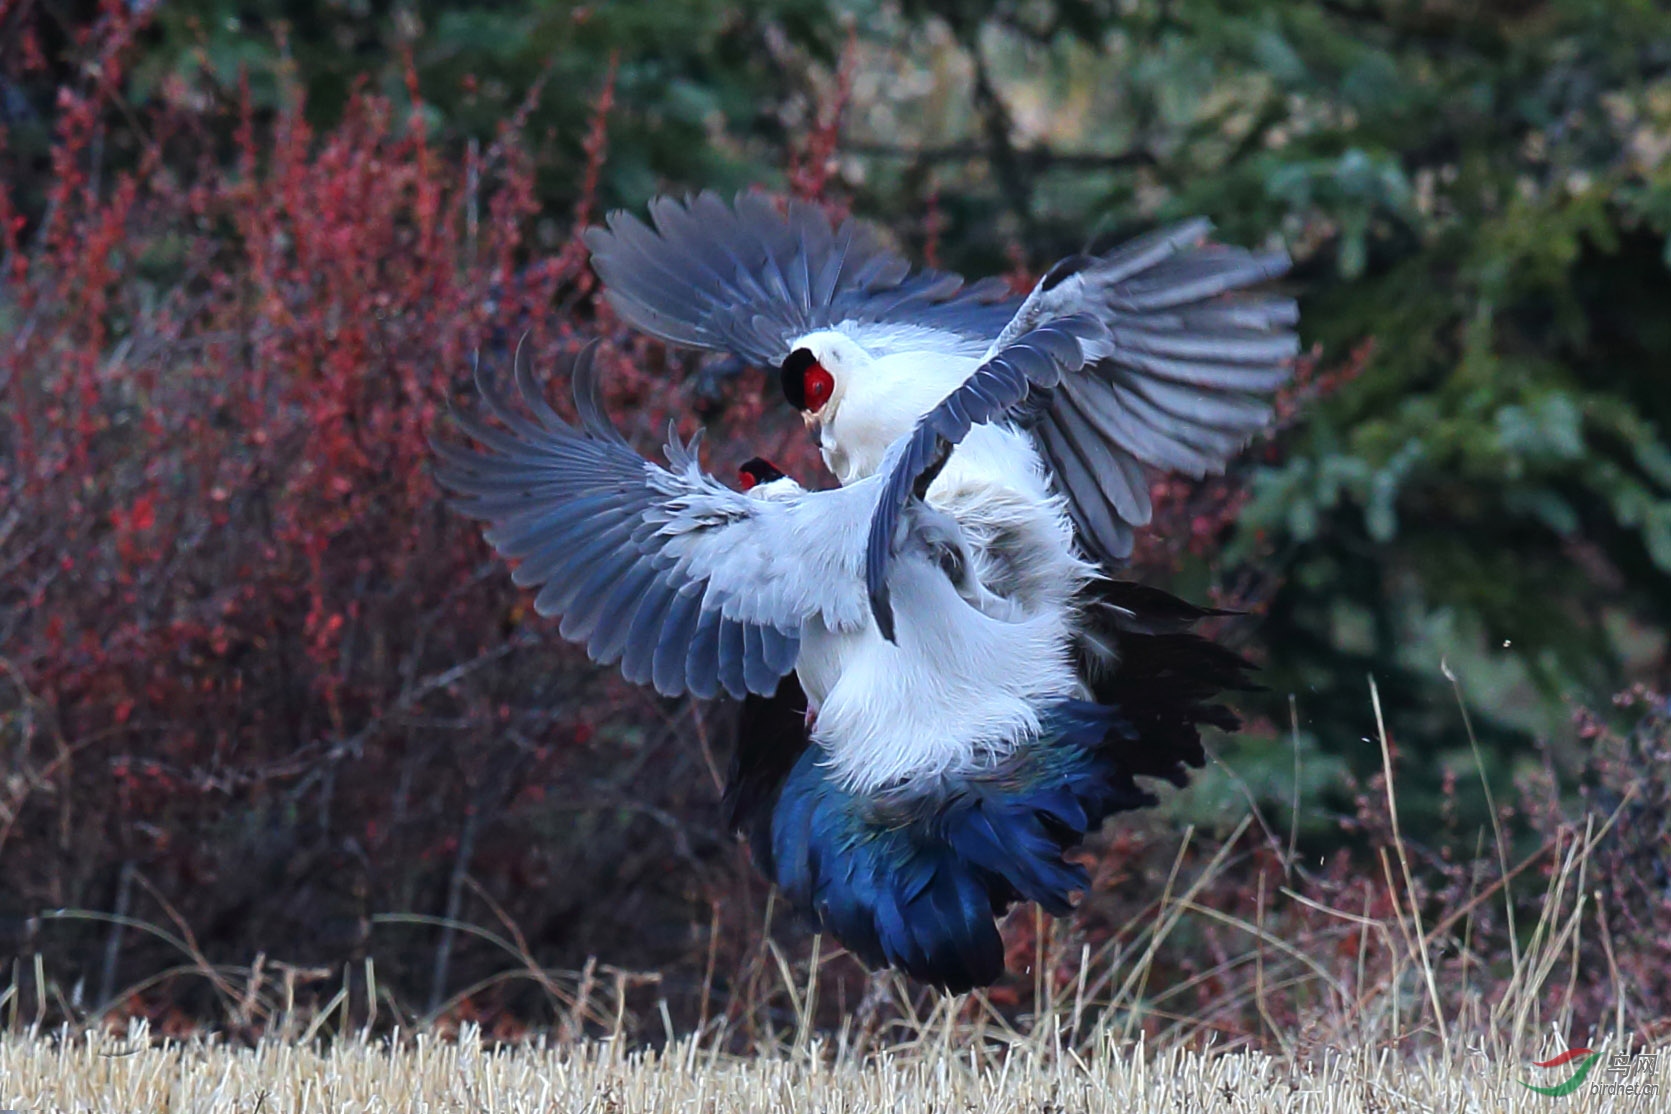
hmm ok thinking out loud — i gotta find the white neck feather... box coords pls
[796,560,1080,793]
[820,349,981,484]
[786,333,1100,792]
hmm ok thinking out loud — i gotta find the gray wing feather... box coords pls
[717,620,748,701]
[1048,398,1151,527]
[591,193,1298,571]
[1055,376,1211,476]
[585,192,1019,367]
[742,624,776,697]
[653,588,705,696]
[585,560,663,662]
[864,315,1111,640]
[435,343,874,699]
[685,606,725,699]
[538,521,642,622]
[996,222,1299,563]
[1038,418,1135,564]
[621,580,677,685]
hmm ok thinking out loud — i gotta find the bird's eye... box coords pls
[738,469,759,492]
[802,365,834,412]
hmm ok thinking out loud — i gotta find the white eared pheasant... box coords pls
[581,193,1292,891]
[584,193,1288,705]
[583,192,1298,577]
[437,339,1192,990]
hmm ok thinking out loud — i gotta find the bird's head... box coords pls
[779,331,870,443]
[737,456,801,500]
[737,456,785,490]
[780,329,970,485]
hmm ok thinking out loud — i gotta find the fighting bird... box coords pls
[582,192,1286,856]
[583,194,1292,747]
[436,338,1214,990]
[583,192,1298,581]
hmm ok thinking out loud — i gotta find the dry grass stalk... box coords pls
[0,1020,1662,1113]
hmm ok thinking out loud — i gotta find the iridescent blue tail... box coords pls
[765,702,1150,992]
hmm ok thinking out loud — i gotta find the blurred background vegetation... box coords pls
[101,0,1671,823]
[3,0,1669,1031]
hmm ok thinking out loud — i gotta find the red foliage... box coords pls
[0,5,808,1024]
[785,28,857,209]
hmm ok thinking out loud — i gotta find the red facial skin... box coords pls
[737,457,785,491]
[803,364,834,412]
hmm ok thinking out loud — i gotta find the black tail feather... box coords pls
[721,580,1254,991]
[1075,578,1256,790]
[725,674,814,876]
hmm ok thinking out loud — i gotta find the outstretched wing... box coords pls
[583,192,1017,366]
[865,315,1112,641]
[1011,222,1298,564]
[590,194,1297,567]
[434,343,874,700]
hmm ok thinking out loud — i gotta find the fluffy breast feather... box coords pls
[796,559,1079,794]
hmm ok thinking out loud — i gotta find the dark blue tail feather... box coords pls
[728,580,1243,991]
[767,701,1155,993]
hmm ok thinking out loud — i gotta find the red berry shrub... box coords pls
[0,6,825,1028]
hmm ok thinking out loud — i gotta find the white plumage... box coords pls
[586,194,1297,569]
[436,344,1090,794]
[436,192,1301,991]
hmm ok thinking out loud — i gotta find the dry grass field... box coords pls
[3,687,1667,1112]
[0,1022,1664,1113]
